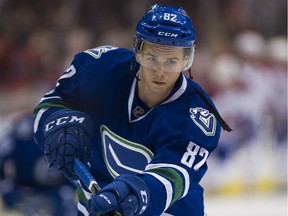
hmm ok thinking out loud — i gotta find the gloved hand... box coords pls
[43,109,94,180]
[89,175,150,216]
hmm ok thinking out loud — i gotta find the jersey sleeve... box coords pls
[33,55,83,150]
[33,45,122,151]
[138,103,221,215]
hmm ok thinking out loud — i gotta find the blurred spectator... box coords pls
[0,113,77,216]
[0,0,286,90]
[210,30,287,158]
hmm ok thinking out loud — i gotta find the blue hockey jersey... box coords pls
[34,45,221,216]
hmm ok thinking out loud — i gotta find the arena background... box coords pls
[0,0,287,215]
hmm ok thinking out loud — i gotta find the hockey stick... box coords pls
[74,158,121,216]
[74,158,101,194]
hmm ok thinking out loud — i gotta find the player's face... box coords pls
[136,42,188,73]
[137,43,187,106]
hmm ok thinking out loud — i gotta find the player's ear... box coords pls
[183,55,189,69]
[135,51,141,63]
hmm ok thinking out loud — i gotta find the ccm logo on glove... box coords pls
[140,190,149,213]
[99,194,112,204]
[45,115,86,131]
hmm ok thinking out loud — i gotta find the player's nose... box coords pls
[155,63,165,74]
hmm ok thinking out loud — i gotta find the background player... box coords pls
[33,4,231,216]
[0,113,77,216]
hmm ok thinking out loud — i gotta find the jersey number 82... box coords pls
[181,142,209,171]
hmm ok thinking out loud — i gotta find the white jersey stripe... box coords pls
[78,202,89,216]
[39,95,62,103]
[144,171,173,212]
[34,108,48,133]
[145,163,190,198]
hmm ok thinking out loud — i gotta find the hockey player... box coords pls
[33,4,232,216]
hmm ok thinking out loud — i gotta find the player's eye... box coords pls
[166,59,177,65]
[146,56,157,62]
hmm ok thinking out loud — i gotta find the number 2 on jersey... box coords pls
[181,142,209,170]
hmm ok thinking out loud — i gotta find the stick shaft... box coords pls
[74,158,100,194]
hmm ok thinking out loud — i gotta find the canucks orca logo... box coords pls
[84,45,118,59]
[100,125,154,178]
[190,107,216,136]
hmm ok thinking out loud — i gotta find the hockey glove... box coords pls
[43,109,94,180]
[89,175,150,216]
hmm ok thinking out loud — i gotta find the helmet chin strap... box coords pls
[130,57,140,81]
[188,68,193,80]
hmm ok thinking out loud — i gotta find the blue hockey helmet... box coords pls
[134,4,196,70]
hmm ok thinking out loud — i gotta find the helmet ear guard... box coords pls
[133,36,143,53]
[183,44,195,71]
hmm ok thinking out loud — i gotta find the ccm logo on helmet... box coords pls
[158,31,178,37]
[45,116,85,131]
